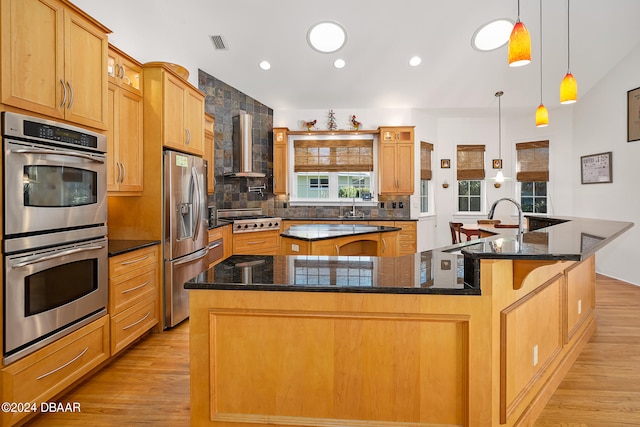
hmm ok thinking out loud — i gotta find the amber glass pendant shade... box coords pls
[560,72,577,104]
[535,104,549,127]
[508,21,531,67]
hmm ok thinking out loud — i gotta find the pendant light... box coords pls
[508,0,531,66]
[560,0,577,104]
[536,0,549,127]
[495,91,505,187]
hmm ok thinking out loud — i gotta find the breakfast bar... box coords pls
[186,217,632,427]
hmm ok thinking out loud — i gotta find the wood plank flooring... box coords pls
[23,274,640,427]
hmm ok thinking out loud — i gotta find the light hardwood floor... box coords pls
[24,274,640,426]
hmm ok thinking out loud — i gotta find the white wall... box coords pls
[571,44,640,285]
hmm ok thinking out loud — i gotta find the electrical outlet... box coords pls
[399,202,404,209]
[291,244,299,252]
[578,299,582,315]
[380,202,385,208]
[392,202,397,209]
[532,344,539,367]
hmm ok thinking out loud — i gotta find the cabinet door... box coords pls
[163,73,186,150]
[106,84,118,191]
[396,143,414,194]
[274,141,288,194]
[1,0,65,119]
[117,90,143,192]
[378,143,398,194]
[184,87,204,155]
[64,8,108,129]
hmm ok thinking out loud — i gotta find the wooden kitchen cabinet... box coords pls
[108,44,142,96]
[108,245,160,355]
[273,127,289,195]
[233,230,280,255]
[143,63,204,156]
[395,220,417,255]
[205,113,215,194]
[0,315,109,427]
[0,0,110,129]
[107,78,143,194]
[378,126,415,195]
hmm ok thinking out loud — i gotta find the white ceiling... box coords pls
[73,0,640,116]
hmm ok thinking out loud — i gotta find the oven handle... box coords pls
[12,245,105,268]
[174,246,209,266]
[10,148,106,163]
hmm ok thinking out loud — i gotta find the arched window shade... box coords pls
[293,140,373,172]
[456,145,486,180]
[516,140,549,181]
[420,141,433,180]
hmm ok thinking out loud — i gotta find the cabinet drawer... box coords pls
[109,245,159,278]
[1,316,109,426]
[233,231,280,255]
[208,227,224,242]
[109,266,157,315]
[110,296,158,355]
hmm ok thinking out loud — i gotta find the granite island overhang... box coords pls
[185,216,633,427]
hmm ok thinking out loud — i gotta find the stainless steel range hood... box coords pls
[225,111,265,178]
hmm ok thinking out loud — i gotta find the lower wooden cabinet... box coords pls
[0,316,110,427]
[233,230,280,255]
[395,221,417,255]
[108,244,160,355]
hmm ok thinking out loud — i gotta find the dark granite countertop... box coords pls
[108,239,161,257]
[282,217,417,222]
[281,224,401,242]
[185,216,632,295]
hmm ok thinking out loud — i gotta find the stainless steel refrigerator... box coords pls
[163,150,208,328]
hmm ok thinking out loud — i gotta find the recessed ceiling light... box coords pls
[333,59,346,69]
[259,60,271,70]
[409,56,422,67]
[307,21,347,53]
[472,19,514,51]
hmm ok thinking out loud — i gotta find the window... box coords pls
[456,145,485,213]
[458,180,482,212]
[420,141,433,213]
[293,138,375,202]
[520,181,547,213]
[516,140,549,213]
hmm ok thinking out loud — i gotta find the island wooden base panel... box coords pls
[189,255,598,427]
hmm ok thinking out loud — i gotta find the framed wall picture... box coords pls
[628,86,640,142]
[440,159,450,168]
[580,151,612,184]
[492,159,503,169]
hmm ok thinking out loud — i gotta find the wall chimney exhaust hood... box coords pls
[225,112,266,178]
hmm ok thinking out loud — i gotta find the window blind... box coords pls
[293,140,373,172]
[516,140,549,182]
[420,141,433,180]
[456,145,485,180]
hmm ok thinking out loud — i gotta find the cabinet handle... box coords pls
[36,347,88,380]
[118,64,125,78]
[335,244,339,255]
[120,254,150,265]
[382,238,387,253]
[246,240,266,245]
[122,311,151,330]
[60,80,67,108]
[121,162,126,183]
[121,280,150,294]
[66,81,74,109]
[116,162,122,183]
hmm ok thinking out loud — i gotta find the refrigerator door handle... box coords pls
[173,246,209,266]
[191,166,202,243]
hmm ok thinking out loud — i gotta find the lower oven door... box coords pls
[4,237,108,363]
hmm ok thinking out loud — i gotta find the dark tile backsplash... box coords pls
[198,69,410,220]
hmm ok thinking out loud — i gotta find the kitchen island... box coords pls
[280,223,401,256]
[186,216,632,427]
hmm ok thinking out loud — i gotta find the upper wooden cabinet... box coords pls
[143,63,205,157]
[205,113,215,194]
[0,0,110,129]
[108,44,142,96]
[378,126,415,195]
[273,127,289,195]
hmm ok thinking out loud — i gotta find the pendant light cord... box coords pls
[496,91,503,158]
[567,0,571,72]
[540,0,543,103]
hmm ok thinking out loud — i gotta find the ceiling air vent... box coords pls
[210,35,227,50]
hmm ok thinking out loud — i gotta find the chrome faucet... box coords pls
[488,197,524,237]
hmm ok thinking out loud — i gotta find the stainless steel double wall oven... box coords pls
[2,112,108,364]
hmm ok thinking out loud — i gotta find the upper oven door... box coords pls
[3,139,107,237]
